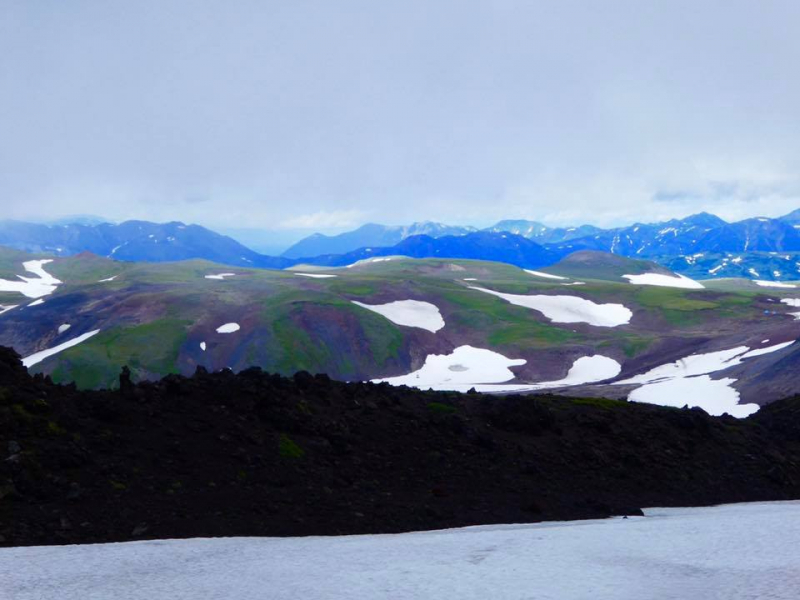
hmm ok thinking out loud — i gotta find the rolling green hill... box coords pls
[1,246,799,414]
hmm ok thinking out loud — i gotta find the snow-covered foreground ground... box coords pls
[3,502,799,600]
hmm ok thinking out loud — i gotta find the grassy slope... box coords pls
[0,248,793,388]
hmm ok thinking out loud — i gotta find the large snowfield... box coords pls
[2,502,799,600]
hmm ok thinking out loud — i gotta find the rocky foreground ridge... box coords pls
[2,345,800,547]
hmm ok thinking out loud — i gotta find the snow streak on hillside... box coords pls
[469,286,632,327]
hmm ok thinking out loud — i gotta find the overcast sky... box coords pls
[2,0,800,244]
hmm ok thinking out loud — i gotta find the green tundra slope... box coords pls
[1,247,799,411]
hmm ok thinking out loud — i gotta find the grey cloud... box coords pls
[1,0,799,234]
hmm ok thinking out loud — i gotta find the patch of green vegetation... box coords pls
[440,286,578,348]
[49,318,192,389]
[329,281,379,297]
[427,401,458,414]
[278,434,305,458]
[46,420,66,436]
[570,397,627,410]
[634,287,719,311]
[620,336,655,358]
[263,293,404,378]
[488,321,577,346]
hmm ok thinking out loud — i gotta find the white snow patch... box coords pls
[200,342,207,351]
[614,341,795,417]
[469,286,631,327]
[98,275,118,283]
[216,323,240,334]
[469,356,622,393]
[27,299,45,307]
[622,273,705,289]
[462,277,477,281]
[295,273,337,279]
[375,346,620,393]
[748,268,760,277]
[22,330,101,368]
[57,324,71,334]
[731,256,743,264]
[560,281,586,286]
[780,298,800,308]
[0,305,18,316]
[205,273,236,280]
[616,342,794,386]
[352,300,445,333]
[627,376,759,418]
[524,269,567,280]
[374,345,525,391]
[755,280,796,288]
[0,260,62,298]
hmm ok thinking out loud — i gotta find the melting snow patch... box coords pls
[27,299,45,307]
[0,305,18,315]
[373,345,525,391]
[614,341,795,417]
[205,273,236,280]
[0,260,62,298]
[755,280,796,288]
[629,377,757,418]
[375,347,620,393]
[469,286,631,327]
[352,300,445,333]
[22,330,101,368]
[622,273,705,289]
[57,324,71,334]
[524,270,567,280]
[200,342,207,351]
[216,323,240,334]
[468,356,622,393]
[98,275,118,283]
[295,273,337,279]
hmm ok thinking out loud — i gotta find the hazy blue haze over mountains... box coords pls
[2,210,800,279]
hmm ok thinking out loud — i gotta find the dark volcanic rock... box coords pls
[2,345,800,547]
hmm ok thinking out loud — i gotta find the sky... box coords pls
[2,0,800,248]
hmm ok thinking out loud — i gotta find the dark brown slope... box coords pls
[2,345,800,548]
